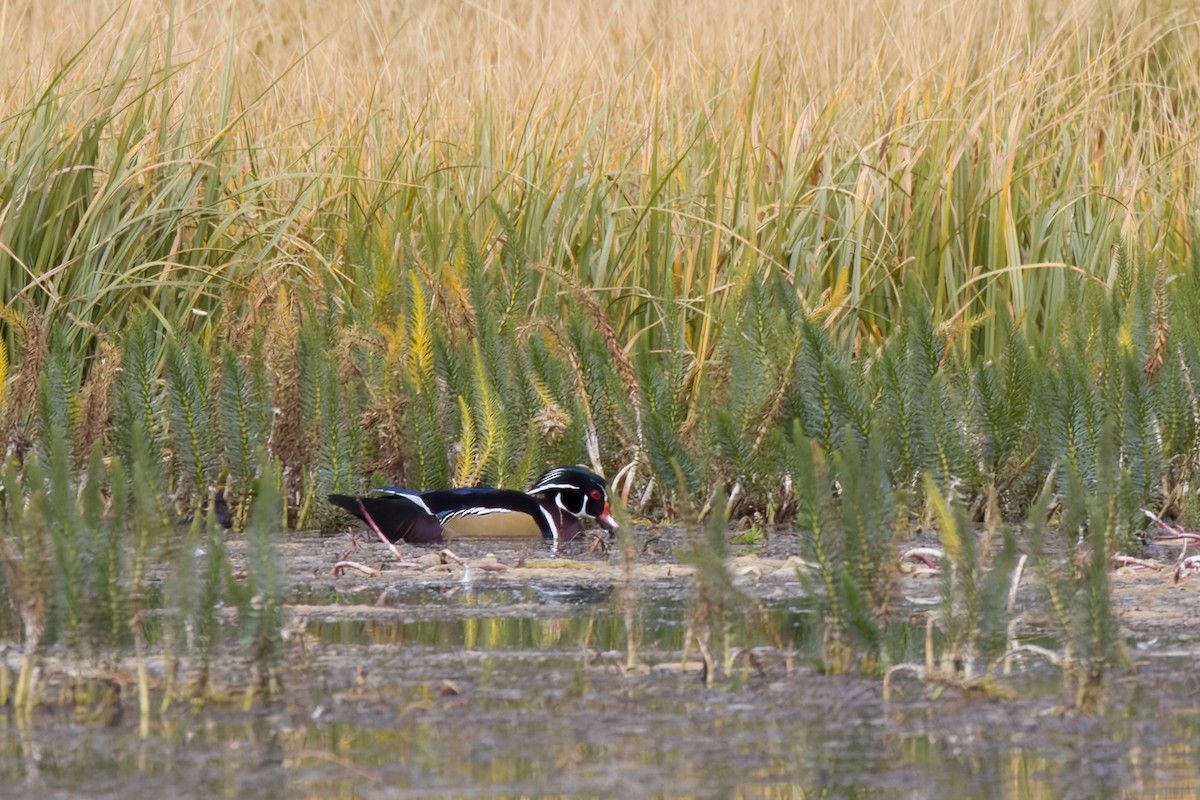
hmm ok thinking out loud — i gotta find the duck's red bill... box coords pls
[598,502,618,533]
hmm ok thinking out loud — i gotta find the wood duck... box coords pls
[328,466,618,547]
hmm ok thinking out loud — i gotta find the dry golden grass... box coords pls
[9,0,1194,130]
[3,0,1200,352]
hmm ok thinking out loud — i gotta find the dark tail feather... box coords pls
[327,494,368,522]
[327,494,443,544]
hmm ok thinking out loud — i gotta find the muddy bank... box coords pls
[1,527,1198,799]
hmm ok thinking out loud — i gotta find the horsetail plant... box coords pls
[128,420,163,728]
[783,423,907,675]
[1025,431,1131,711]
[165,333,216,516]
[219,342,263,516]
[0,455,51,711]
[933,482,1021,682]
[230,451,287,704]
[678,486,747,686]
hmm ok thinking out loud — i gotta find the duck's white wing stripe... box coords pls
[376,489,432,515]
[439,507,514,523]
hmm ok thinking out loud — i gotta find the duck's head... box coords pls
[528,466,618,541]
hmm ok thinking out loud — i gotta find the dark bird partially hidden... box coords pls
[328,466,618,547]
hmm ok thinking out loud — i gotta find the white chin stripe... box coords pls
[538,506,559,543]
[554,493,590,519]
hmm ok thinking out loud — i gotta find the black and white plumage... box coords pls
[328,466,618,546]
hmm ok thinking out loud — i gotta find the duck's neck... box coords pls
[537,499,583,543]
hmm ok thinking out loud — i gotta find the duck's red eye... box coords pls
[589,489,603,500]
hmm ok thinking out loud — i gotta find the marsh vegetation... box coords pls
[1,0,1199,795]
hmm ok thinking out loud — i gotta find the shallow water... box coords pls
[1,534,1198,799]
[301,582,818,656]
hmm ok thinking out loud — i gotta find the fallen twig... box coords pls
[1153,532,1200,543]
[584,531,611,556]
[1174,555,1200,584]
[1006,554,1027,613]
[1141,507,1188,534]
[1112,554,1164,571]
[882,663,926,701]
[356,498,406,562]
[332,561,381,577]
[1001,643,1064,669]
[338,533,367,561]
[439,549,466,566]
[901,547,944,570]
[1142,509,1200,544]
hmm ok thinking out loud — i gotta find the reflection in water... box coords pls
[304,585,819,655]
[0,586,1196,798]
